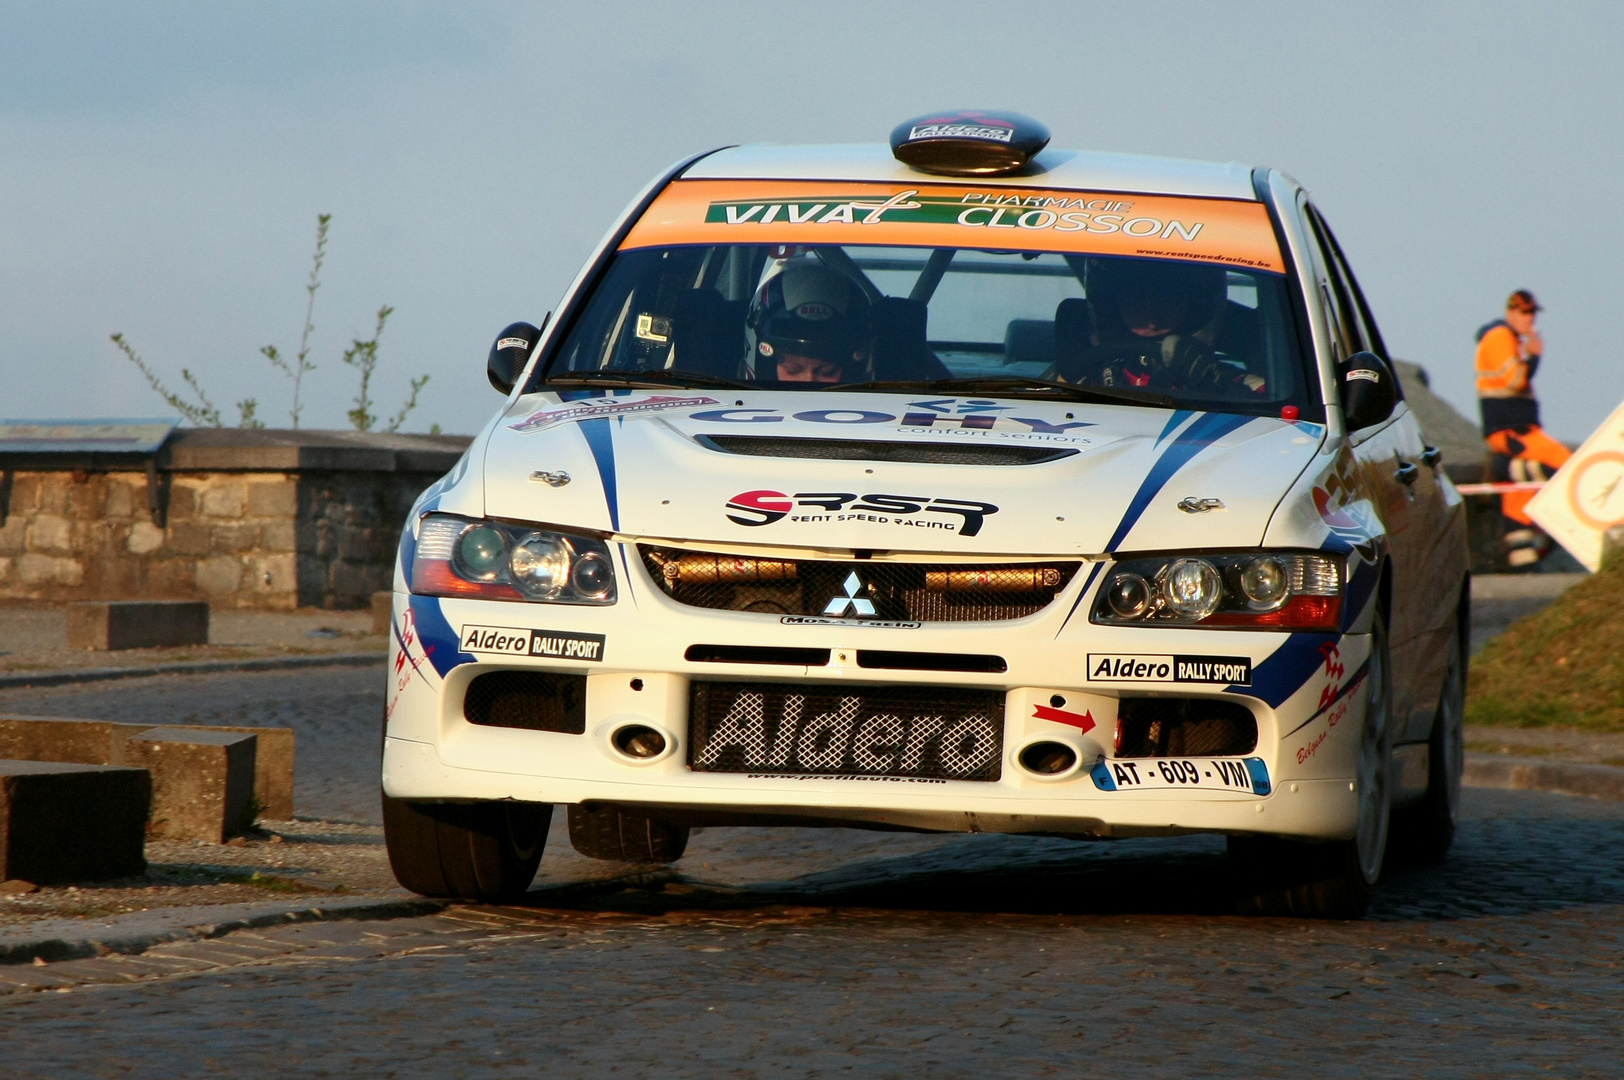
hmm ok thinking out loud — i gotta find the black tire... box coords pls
[1390,617,1466,865]
[1230,609,1394,919]
[567,803,690,864]
[1227,834,1377,919]
[382,792,550,902]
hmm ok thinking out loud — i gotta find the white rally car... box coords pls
[383,112,1468,917]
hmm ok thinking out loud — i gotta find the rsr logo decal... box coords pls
[725,490,1000,537]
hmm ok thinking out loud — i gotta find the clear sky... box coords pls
[3,1,1619,440]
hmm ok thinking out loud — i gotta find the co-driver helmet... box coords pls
[1086,257,1226,340]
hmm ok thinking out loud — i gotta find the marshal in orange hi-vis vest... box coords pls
[620,180,1287,273]
[1475,323,1534,401]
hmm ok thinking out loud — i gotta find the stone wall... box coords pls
[0,429,468,610]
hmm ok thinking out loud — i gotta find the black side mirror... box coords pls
[1338,350,1397,431]
[487,318,544,394]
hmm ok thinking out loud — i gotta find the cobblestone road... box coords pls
[4,668,1623,1075]
[3,787,1622,1077]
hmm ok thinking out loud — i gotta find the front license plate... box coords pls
[689,681,1004,782]
[1090,756,1271,795]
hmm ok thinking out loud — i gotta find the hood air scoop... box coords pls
[695,435,1078,466]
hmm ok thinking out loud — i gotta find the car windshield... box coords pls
[534,184,1313,415]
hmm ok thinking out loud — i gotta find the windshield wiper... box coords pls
[544,369,752,391]
[825,376,1174,408]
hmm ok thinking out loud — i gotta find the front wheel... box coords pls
[1390,617,1466,865]
[383,793,551,902]
[1231,610,1394,919]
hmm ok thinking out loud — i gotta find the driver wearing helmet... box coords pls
[748,260,870,383]
[1057,259,1266,396]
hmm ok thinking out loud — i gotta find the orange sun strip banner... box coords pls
[619,180,1286,273]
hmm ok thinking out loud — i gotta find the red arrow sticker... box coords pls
[1032,703,1095,733]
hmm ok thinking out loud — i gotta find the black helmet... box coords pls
[1087,257,1226,338]
[747,260,870,368]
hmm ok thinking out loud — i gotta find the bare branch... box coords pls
[109,333,223,427]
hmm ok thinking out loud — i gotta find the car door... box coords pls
[1312,207,1462,740]
[1296,198,1426,734]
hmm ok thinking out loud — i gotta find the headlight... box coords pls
[1164,558,1223,619]
[411,514,617,605]
[1092,551,1341,629]
[1105,571,1153,619]
[509,534,572,598]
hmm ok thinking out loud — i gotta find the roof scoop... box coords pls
[889,110,1050,176]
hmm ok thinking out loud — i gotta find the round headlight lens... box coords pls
[1163,558,1222,620]
[1240,555,1290,607]
[455,525,508,580]
[570,551,613,600]
[1106,572,1153,619]
[508,534,571,597]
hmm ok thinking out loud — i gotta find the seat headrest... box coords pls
[1005,319,1055,366]
[870,297,946,382]
[672,290,745,376]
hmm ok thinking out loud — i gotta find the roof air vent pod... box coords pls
[889,111,1050,177]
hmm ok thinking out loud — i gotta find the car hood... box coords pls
[481,390,1326,555]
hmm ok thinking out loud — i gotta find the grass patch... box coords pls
[1468,558,1624,731]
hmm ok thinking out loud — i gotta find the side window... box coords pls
[1310,208,1392,364]
[1294,199,1354,364]
[1310,206,1403,404]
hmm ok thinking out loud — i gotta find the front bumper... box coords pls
[383,550,1370,842]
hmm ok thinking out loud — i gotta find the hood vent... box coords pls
[696,435,1078,466]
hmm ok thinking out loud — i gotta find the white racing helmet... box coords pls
[747,259,870,371]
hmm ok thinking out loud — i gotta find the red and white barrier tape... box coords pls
[1454,481,1549,495]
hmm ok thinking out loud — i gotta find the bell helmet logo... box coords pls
[726,489,794,526]
[795,302,834,320]
[824,572,877,617]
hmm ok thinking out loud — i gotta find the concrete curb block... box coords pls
[1464,753,1624,801]
[0,893,446,966]
[0,652,384,690]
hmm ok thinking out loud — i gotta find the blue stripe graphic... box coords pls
[578,418,620,531]
[1277,656,1370,738]
[1230,630,1341,709]
[1155,409,1195,447]
[1056,561,1105,634]
[1105,412,1253,552]
[407,595,476,677]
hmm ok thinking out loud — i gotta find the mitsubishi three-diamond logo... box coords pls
[823,572,876,617]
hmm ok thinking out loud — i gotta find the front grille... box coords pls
[697,435,1078,466]
[641,546,1081,622]
[688,681,1004,781]
[1114,698,1257,757]
[463,671,586,733]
